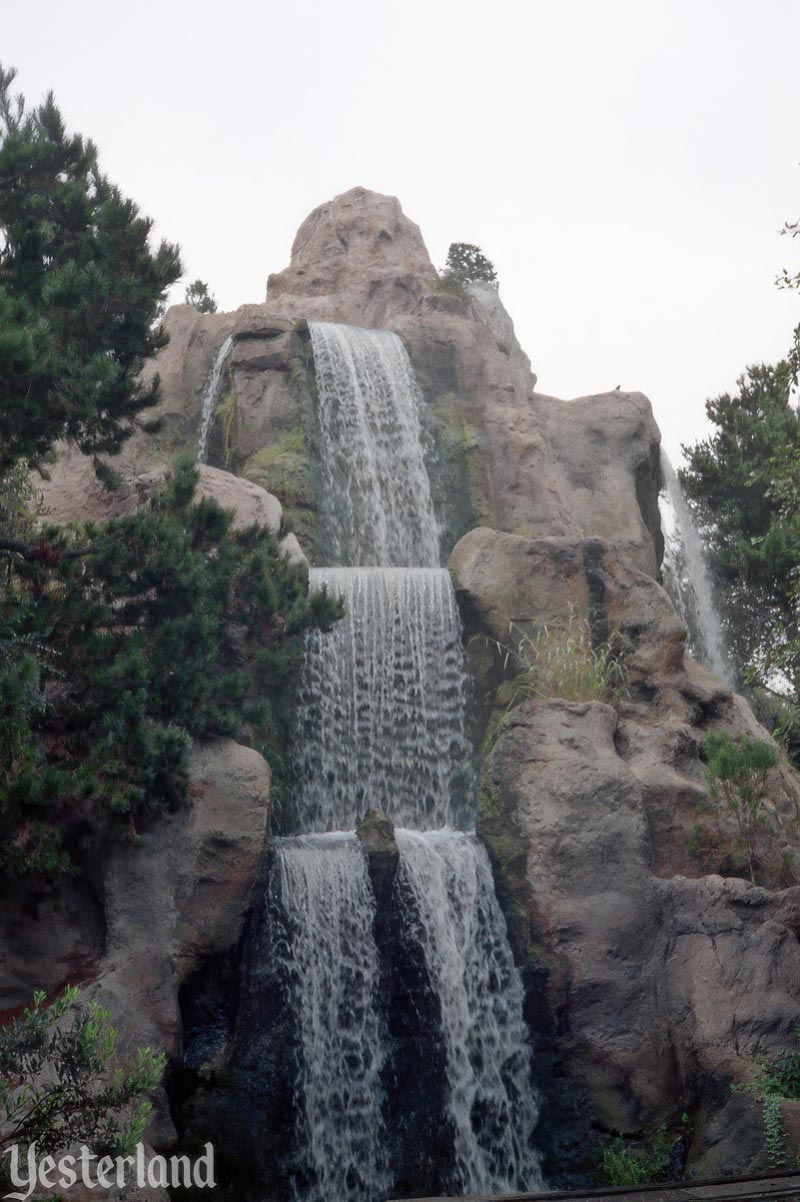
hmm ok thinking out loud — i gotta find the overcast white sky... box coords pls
[5,0,798,461]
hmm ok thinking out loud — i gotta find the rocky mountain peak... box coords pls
[266,186,436,326]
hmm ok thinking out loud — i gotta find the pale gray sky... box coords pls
[5,0,798,460]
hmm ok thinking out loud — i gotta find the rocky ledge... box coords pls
[451,527,800,1180]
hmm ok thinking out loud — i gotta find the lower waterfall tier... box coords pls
[233,828,542,1201]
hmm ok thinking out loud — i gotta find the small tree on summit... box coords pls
[185,278,218,313]
[442,242,498,287]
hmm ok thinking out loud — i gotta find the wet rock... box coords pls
[357,807,399,908]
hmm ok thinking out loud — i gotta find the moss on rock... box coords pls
[430,394,496,549]
[241,424,317,550]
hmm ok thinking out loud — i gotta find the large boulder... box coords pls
[450,527,800,1177]
[95,738,270,1065]
[37,460,307,565]
[266,186,437,327]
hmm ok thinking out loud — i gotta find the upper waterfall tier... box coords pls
[309,321,441,567]
[296,567,473,832]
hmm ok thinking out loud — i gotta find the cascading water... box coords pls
[264,834,389,1202]
[308,322,441,567]
[197,335,233,463]
[296,567,473,832]
[235,318,542,1201]
[659,449,733,683]
[396,829,543,1195]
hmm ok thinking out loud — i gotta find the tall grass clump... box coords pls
[493,609,628,707]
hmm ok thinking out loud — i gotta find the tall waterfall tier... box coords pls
[308,321,441,567]
[659,450,732,683]
[396,829,543,1195]
[197,335,233,463]
[263,833,389,1202]
[296,567,474,832]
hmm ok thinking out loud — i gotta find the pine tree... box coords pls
[442,242,498,286]
[185,278,218,313]
[0,458,343,879]
[0,65,182,473]
[0,69,344,879]
[680,362,800,693]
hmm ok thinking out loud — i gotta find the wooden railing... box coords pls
[390,1166,800,1202]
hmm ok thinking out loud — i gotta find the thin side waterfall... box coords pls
[396,829,544,1196]
[659,449,733,683]
[266,833,389,1202]
[308,322,441,567]
[197,335,233,463]
[296,567,473,832]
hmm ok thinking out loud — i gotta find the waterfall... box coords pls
[308,322,441,567]
[296,567,473,832]
[265,833,389,1202]
[396,829,543,1196]
[197,335,233,463]
[659,449,733,683]
[230,317,543,1201]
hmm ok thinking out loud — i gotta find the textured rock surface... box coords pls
[96,739,270,1061]
[264,188,663,572]
[357,806,400,909]
[266,186,437,327]
[0,738,270,1150]
[450,527,800,1178]
[39,459,292,550]
[33,187,661,574]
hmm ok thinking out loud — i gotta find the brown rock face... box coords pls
[266,186,436,327]
[38,187,663,576]
[0,738,269,1150]
[97,739,270,1064]
[450,526,800,1176]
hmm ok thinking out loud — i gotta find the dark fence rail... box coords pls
[391,1167,800,1202]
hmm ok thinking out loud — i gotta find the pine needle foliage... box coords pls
[0,457,343,879]
[0,64,182,472]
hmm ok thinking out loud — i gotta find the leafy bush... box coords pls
[431,273,470,301]
[704,733,778,883]
[0,986,164,1170]
[0,457,343,878]
[737,1026,800,1166]
[601,1125,675,1186]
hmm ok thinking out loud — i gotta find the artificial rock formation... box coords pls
[0,738,270,1156]
[38,186,662,575]
[450,527,800,1178]
[24,185,797,1185]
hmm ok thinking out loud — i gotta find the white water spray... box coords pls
[297,567,473,832]
[197,335,233,463]
[659,449,732,683]
[396,829,544,1195]
[308,322,441,567]
[267,833,389,1202]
